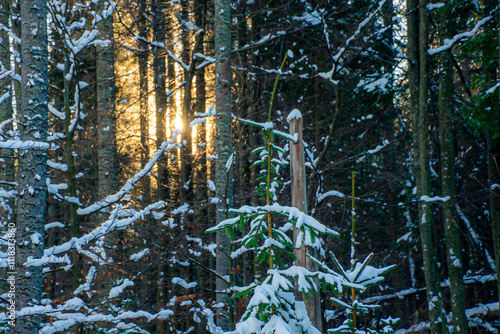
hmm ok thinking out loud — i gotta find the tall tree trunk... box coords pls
[406,6,421,322]
[154,0,168,202]
[486,131,500,303]
[0,0,14,220]
[152,0,169,332]
[11,1,21,117]
[193,0,207,228]
[0,0,12,129]
[96,2,118,200]
[137,0,152,308]
[416,1,448,332]
[248,0,262,209]
[12,0,48,332]
[63,56,82,289]
[215,0,233,328]
[180,0,197,203]
[289,114,323,331]
[166,9,178,201]
[96,0,118,292]
[486,0,500,305]
[381,0,409,319]
[438,4,468,331]
[138,0,151,204]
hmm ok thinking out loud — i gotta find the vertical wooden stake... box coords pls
[289,109,323,332]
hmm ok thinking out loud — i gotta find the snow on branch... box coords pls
[235,30,287,52]
[426,3,444,10]
[172,277,198,289]
[164,43,190,71]
[129,248,150,261]
[363,273,496,304]
[0,92,10,107]
[395,302,499,333]
[319,0,386,84]
[456,204,496,270]
[48,160,69,172]
[233,115,297,142]
[317,190,346,203]
[428,16,491,55]
[419,195,450,202]
[0,140,50,150]
[233,10,323,54]
[189,105,216,127]
[77,130,181,215]
[109,279,134,298]
[0,119,12,137]
[485,82,500,95]
[0,189,16,198]
[194,53,215,70]
[48,104,66,120]
[0,23,21,44]
[209,203,339,237]
[44,201,167,258]
[33,307,174,334]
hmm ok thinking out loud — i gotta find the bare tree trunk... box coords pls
[289,114,322,331]
[11,1,21,116]
[215,0,233,328]
[152,1,169,332]
[11,0,48,332]
[138,0,150,204]
[96,0,118,294]
[0,0,14,219]
[154,0,168,201]
[180,0,202,204]
[486,131,500,303]
[193,0,207,226]
[180,0,190,202]
[438,4,468,331]
[96,2,118,200]
[487,0,500,306]
[416,1,448,332]
[62,55,82,289]
[166,8,178,201]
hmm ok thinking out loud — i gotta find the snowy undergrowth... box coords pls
[204,57,363,330]
[208,118,350,334]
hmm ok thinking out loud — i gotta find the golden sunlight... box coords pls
[173,115,183,131]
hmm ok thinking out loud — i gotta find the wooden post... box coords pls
[288,109,322,331]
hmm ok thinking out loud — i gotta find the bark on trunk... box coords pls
[152,1,168,332]
[417,2,448,332]
[63,56,82,289]
[154,0,168,202]
[180,0,193,203]
[215,0,233,328]
[193,0,207,226]
[12,0,48,332]
[438,5,468,331]
[289,114,322,331]
[138,0,150,204]
[0,0,14,222]
[491,0,500,305]
[407,0,448,331]
[166,9,178,201]
[486,131,500,304]
[96,2,118,200]
[95,0,118,293]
